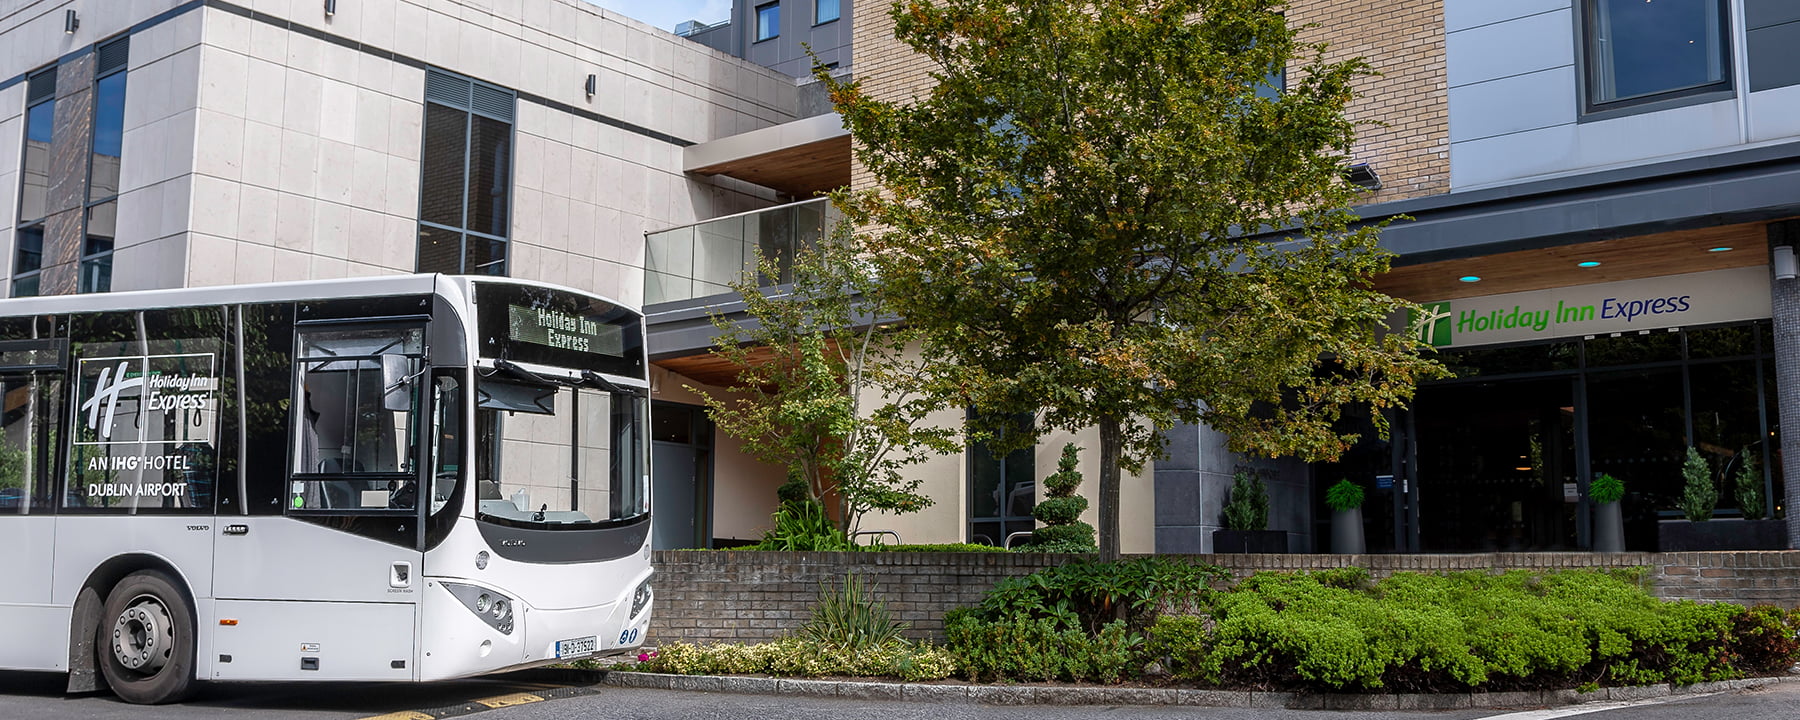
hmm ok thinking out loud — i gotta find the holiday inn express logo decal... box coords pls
[1411,267,1771,350]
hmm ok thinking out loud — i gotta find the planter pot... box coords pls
[1330,508,1365,554]
[1212,529,1287,554]
[1593,501,1626,553]
[1658,519,1788,552]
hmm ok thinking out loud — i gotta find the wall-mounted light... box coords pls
[324,0,337,17]
[64,9,78,33]
[1346,163,1382,190]
[585,73,597,99]
[1774,244,1796,281]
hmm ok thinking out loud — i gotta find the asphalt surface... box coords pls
[3,671,1799,720]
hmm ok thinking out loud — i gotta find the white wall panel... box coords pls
[1452,123,1579,188]
[1447,8,1574,88]
[1748,84,1800,142]
[1445,0,1570,33]
[1573,99,1740,169]
[1449,67,1577,143]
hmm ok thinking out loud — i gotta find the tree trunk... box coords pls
[1098,414,1123,562]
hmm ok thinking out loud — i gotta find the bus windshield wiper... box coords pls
[581,370,643,396]
[492,359,572,388]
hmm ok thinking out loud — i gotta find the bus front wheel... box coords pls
[98,571,196,704]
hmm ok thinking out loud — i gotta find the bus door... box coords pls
[211,322,427,681]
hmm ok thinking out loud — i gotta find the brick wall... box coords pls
[850,0,1450,203]
[648,550,1800,644]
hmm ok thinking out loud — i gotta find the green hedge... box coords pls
[1148,568,1796,692]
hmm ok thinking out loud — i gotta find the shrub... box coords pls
[966,557,1227,634]
[945,614,1139,683]
[1020,444,1097,552]
[1589,473,1624,504]
[1734,452,1764,520]
[1222,471,1270,532]
[748,499,851,551]
[1144,568,1783,693]
[1680,447,1718,522]
[1325,479,1364,512]
[630,639,957,681]
[1727,605,1800,675]
[798,573,908,651]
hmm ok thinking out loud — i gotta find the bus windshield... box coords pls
[469,281,648,529]
[473,381,647,528]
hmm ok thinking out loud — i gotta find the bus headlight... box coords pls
[444,582,515,636]
[630,581,652,619]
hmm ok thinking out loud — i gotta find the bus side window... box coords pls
[0,375,62,513]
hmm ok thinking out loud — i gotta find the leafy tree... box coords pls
[827,0,1444,558]
[689,231,960,537]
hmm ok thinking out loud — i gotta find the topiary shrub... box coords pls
[1680,447,1718,522]
[1734,451,1765,520]
[1021,443,1097,553]
[1222,471,1270,532]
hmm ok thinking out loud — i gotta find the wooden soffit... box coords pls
[1374,221,1772,302]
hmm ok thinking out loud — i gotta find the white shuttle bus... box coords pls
[0,275,653,704]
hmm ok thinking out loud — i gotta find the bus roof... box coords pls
[0,275,639,318]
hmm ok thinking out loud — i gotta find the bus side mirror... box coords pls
[379,354,414,412]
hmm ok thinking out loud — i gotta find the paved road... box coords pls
[4,671,1798,720]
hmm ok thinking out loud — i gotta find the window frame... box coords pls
[415,69,517,276]
[755,1,780,42]
[1577,0,1734,119]
[14,66,55,298]
[813,0,838,26]
[287,322,427,514]
[80,35,129,295]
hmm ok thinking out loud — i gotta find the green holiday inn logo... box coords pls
[1414,302,1453,347]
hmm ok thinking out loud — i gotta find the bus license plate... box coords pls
[556,636,597,659]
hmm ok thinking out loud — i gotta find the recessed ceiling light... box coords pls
[1459,275,1481,283]
[1708,247,1733,252]
[1578,261,1601,268]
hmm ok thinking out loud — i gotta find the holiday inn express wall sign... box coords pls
[1413,266,1772,349]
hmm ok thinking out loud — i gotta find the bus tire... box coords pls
[98,571,196,705]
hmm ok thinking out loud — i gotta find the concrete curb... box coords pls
[595,671,1800,709]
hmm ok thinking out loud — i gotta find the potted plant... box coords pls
[1213,471,1285,553]
[1589,472,1625,553]
[1660,447,1785,551]
[1326,478,1365,554]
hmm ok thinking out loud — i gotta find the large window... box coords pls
[11,37,125,298]
[14,68,54,297]
[756,2,780,41]
[967,412,1035,547]
[1583,0,1730,110]
[417,70,515,276]
[83,37,128,294]
[815,0,838,25]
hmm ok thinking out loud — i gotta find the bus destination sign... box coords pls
[507,305,624,357]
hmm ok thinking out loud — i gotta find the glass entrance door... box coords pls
[1413,378,1580,552]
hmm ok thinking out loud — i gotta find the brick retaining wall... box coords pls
[647,550,1800,645]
